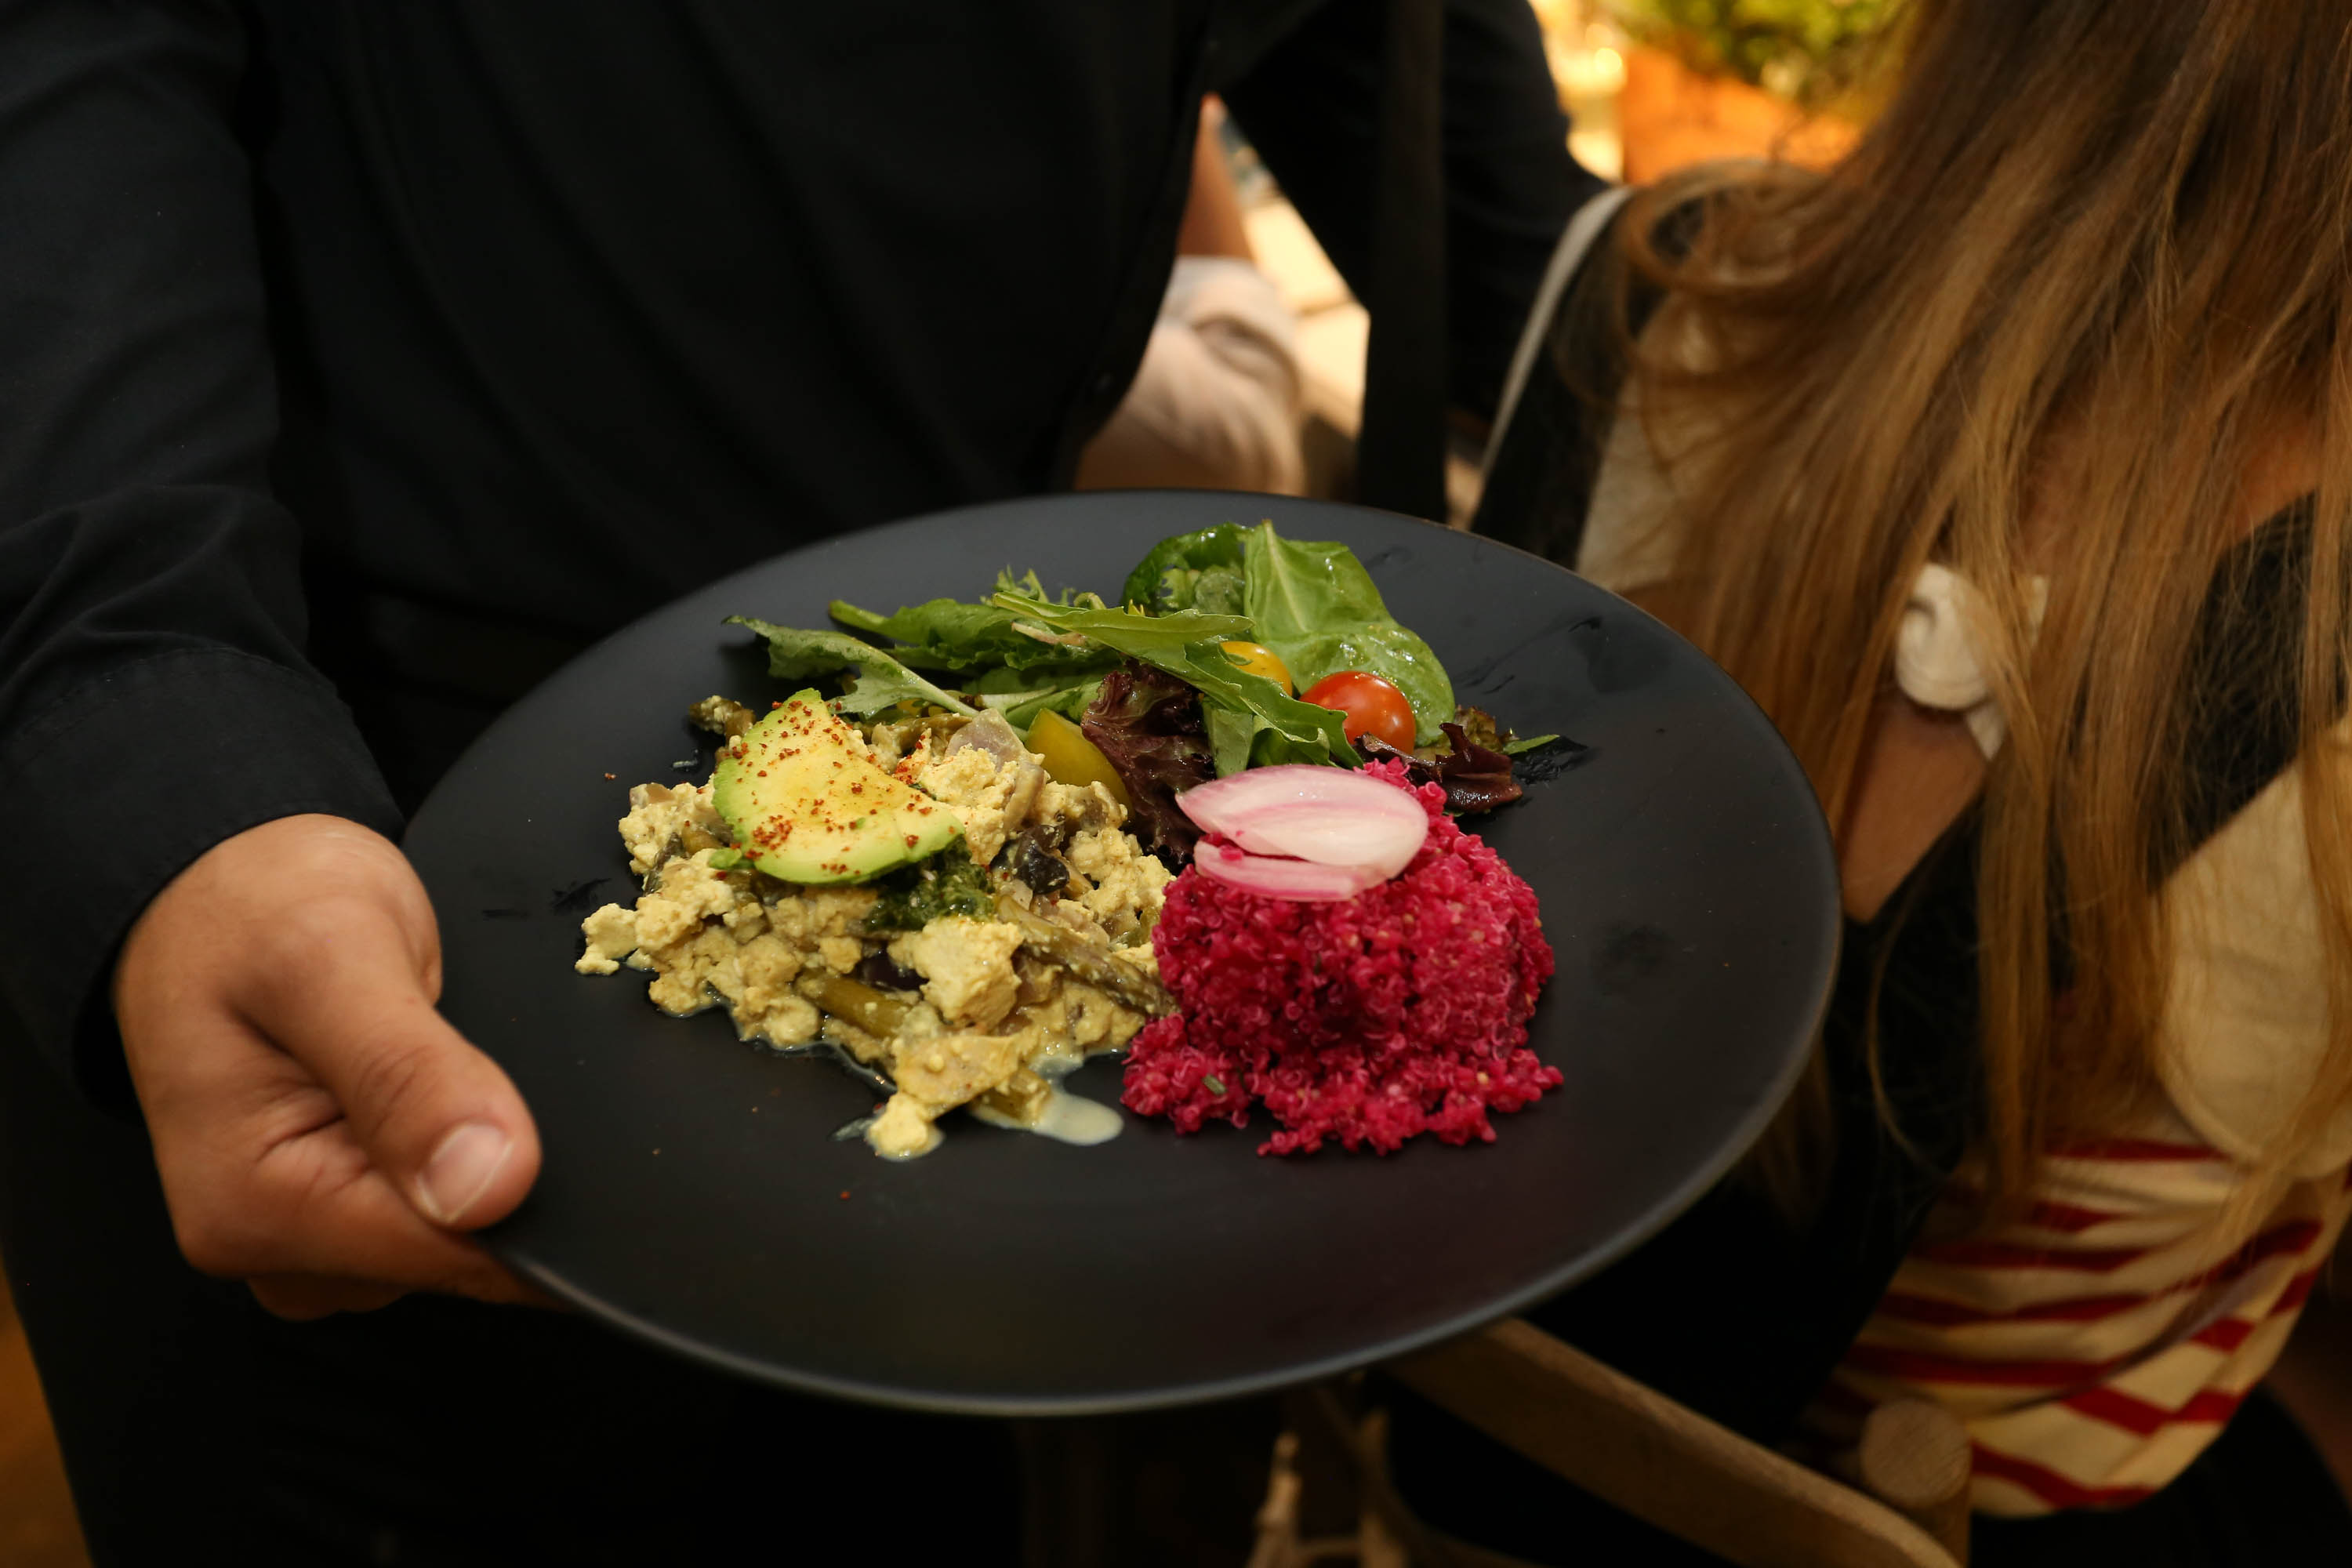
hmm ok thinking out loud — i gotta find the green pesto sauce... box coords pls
[863,844,996,931]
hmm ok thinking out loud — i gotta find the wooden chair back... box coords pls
[1374,1316,1971,1568]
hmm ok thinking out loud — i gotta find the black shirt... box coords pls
[0,0,1598,1090]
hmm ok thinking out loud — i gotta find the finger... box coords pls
[236,895,541,1232]
[238,1116,546,1301]
[249,1275,408,1321]
[138,1011,540,1299]
[513,1279,568,1312]
[249,1256,552,1319]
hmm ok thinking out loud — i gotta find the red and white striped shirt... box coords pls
[1803,760,2352,1514]
[1806,1129,2350,1514]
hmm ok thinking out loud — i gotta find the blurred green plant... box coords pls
[1607,0,1904,106]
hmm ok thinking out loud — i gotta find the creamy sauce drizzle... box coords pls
[970,1083,1123,1146]
[797,1034,1120,1154]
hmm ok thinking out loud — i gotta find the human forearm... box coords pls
[0,2,399,1083]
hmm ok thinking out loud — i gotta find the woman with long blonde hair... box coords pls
[1395,2,2352,1562]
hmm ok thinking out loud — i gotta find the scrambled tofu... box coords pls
[576,710,1172,1157]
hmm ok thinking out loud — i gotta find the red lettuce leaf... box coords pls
[1358,720,1528,815]
[1081,662,1217,859]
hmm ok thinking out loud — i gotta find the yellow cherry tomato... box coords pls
[1219,641,1294,695]
[1025,710,1134,813]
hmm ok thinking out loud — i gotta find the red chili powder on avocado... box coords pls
[1121,761,1559,1155]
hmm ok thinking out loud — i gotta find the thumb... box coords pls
[244,896,542,1230]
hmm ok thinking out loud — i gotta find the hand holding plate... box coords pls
[113,815,544,1318]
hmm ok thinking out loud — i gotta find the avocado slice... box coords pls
[712,690,961,883]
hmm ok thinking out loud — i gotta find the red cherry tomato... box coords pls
[1301,670,1416,751]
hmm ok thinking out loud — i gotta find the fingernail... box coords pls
[418,1123,512,1225]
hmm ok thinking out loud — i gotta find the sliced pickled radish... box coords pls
[1223,801,1426,879]
[1192,840,1389,902]
[1177,765,1428,880]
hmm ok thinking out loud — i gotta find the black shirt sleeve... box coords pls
[0,0,399,1095]
[1217,0,1603,423]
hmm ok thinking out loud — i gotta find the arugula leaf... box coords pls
[988,590,1254,660]
[1241,523,1456,744]
[1203,706,1258,779]
[826,594,1116,678]
[968,668,1104,731]
[1501,734,1562,756]
[825,598,1010,670]
[968,666,1105,720]
[1001,680,1103,731]
[968,666,1044,696]
[995,588,1356,774]
[1119,523,1249,612]
[1247,718,1355,771]
[724,618,980,719]
[1165,657,1359,776]
[993,567,1073,603]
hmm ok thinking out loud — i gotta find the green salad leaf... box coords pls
[974,671,1105,731]
[988,592,1254,660]
[1191,568,1247,615]
[724,618,980,719]
[827,579,1119,681]
[1240,523,1456,744]
[990,587,1357,775]
[1119,523,1249,613]
[824,597,1022,671]
[725,521,1459,782]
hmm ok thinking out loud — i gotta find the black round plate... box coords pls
[404,492,1838,1416]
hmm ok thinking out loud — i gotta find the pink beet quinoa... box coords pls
[1121,760,1559,1155]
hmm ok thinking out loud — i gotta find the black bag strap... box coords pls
[1468,198,1647,564]
[1466,193,1737,565]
